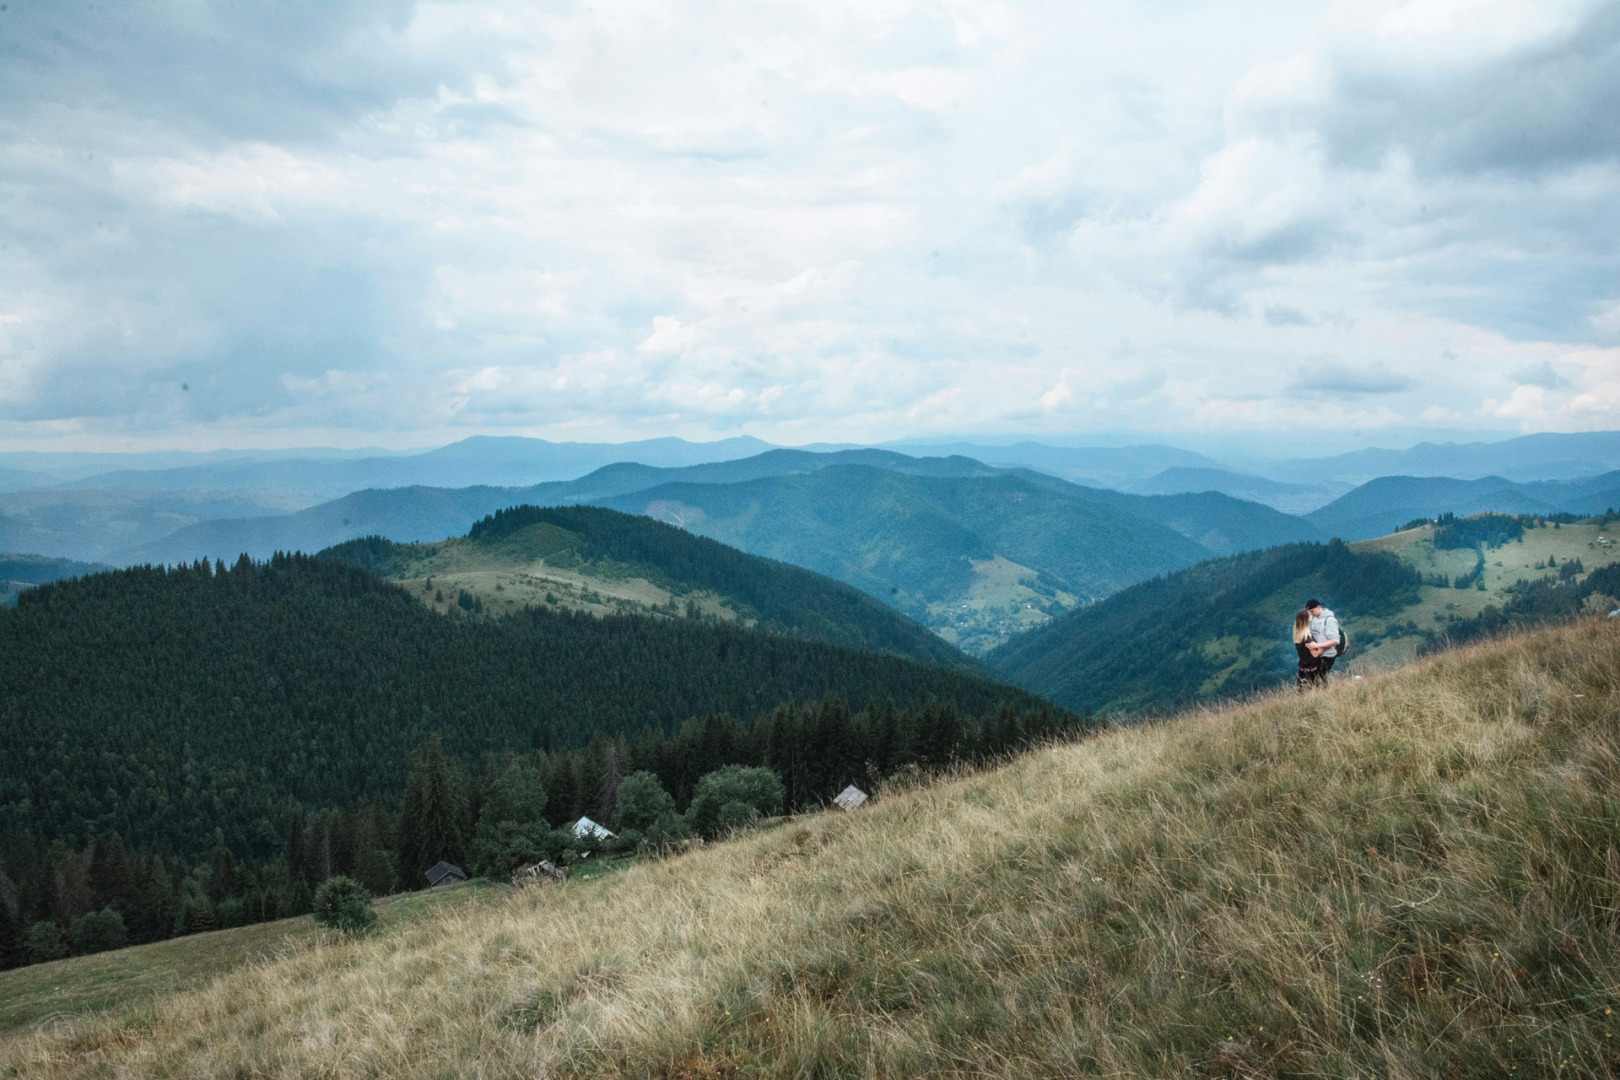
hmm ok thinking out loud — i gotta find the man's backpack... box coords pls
[1337,629,1349,658]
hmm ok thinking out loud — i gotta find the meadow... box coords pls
[4,617,1619,1078]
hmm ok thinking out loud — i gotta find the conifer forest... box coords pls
[0,554,1076,967]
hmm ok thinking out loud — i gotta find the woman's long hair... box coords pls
[1293,609,1311,644]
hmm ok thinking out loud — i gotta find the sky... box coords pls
[1,0,1618,452]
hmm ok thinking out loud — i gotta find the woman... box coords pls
[1294,609,1333,691]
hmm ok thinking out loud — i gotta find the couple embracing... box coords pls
[1293,599,1343,691]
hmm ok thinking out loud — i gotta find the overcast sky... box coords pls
[2,0,1617,451]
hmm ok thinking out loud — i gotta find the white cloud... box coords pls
[0,0,1616,448]
[637,317,698,356]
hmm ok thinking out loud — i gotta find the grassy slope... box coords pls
[990,517,1620,715]
[6,619,1620,1078]
[0,885,488,1037]
[318,508,974,670]
[1352,516,1620,670]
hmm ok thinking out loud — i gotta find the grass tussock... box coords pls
[7,620,1620,1078]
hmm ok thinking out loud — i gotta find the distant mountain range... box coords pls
[127,449,1323,654]
[877,441,1226,488]
[1127,467,1349,515]
[1305,471,1620,540]
[0,436,777,500]
[1258,430,1620,486]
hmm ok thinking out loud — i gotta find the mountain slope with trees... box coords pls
[986,540,1424,715]
[317,504,973,668]
[0,554,1050,862]
[599,465,1320,652]
[120,451,1322,656]
[989,511,1620,716]
[0,554,1070,965]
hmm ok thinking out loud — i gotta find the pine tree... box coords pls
[595,736,625,823]
[396,734,471,885]
[0,889,21,970]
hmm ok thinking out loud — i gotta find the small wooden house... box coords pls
[833,785,868,811]
[425,860,467,887]
[572,816,615,841]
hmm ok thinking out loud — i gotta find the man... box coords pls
[1306,599,1341,680]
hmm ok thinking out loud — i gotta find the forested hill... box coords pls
[598,466,1234,653]
[0,554,1062,862]
[0,552,110,604]
[317,504,971,669]
[987,540,1423,715]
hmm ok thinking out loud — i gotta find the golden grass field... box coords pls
[5,618,1620,1078]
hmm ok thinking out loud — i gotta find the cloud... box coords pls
[1264,305,1314,327]
[1289,362,1417,396]
[637,317,698,356]
[1512,361,1566,389]
[0,0,1617,449]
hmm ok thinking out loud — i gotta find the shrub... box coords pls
[471,821,555,878]
[716,800,760,830]
[685,765,784,837]
[22,921,66,964]
[611,771,676,833]
[312,875,377,935]
[68,907,127,955]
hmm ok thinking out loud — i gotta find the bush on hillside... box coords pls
[68,907,126,955]
[312,876,376,935]
[21,920,66,964]
[685,765,784,837]
[611,771,677,834]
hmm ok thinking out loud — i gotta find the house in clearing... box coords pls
[425,861,467,887]
[833,785,869,811]
[572,816,615,841]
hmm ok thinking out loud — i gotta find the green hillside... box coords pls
[989,513,1620,715]
[600,466,1318,653]
[7,620,1618,1077]
[0,552,1070,969]
[0,551,110,604]
[316,504,970,669]
[0,556,1060,861]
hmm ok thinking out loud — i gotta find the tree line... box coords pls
[0,552,1077,968]
[1,693,1075,969]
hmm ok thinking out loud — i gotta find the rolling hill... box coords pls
[989,513,1620,715]
[8,620,1618,1077]
[316,504,973,669]
[598,465,1321,653]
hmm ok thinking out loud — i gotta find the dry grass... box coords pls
[7,620,1620,1078]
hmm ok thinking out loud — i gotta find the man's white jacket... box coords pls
[1310,608,1340,657]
